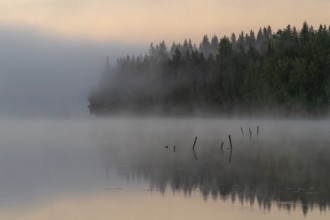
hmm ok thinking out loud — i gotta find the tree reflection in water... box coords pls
[101,133,330,216]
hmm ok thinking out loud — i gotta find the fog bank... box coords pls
[0,25,146,118]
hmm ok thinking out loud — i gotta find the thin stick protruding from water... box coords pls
[173,145,176,152]
[192,136,198,150]
[228,135,232,150]
[192,136,198,160]
[241,127,244,136]
[228,135,233,163]
[220,142,224,155]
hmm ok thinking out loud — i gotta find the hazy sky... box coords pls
[1,0,330,43]
[0,26,144,117]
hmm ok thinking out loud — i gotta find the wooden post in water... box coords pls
[228,135,233,163]
[249,128,252,139]
[192,136,198,150]
[241,127,244,136]
[228,135,232,150]
[192,136,198,160]
[173,145,176,152]
[221,142,224,155]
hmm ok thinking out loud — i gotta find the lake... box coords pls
[0,117,329,219]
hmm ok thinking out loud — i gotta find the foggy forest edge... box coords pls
[88,22,330,117]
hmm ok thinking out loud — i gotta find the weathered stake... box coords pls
[220,142,224,155]
[228,135,233,163]
[241,127,244,136]
[192,136,198,160]
[192,136,198,150]
[228,135,233,150]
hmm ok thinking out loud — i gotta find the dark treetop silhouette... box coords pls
[89,22,330,116]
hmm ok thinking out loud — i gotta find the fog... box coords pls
[0,25,146,117]
[1,22,330,219]
[0,117,330,217]
[88,118,330,215]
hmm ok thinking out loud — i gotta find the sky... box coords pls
[0,0,329,117]
[1,0,330,43]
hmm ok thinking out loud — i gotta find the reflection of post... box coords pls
[193,150,197,160]
[192,136,198,160]
[241,127,244,136]
[221,142,224,155]
[229,148,232,163]
[257,126,259,137]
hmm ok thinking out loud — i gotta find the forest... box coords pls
[88,22,330,116]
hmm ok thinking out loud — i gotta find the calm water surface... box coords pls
[0,117,329,219]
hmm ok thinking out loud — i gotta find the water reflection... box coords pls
[2,190,328,220]
[99,121,330,216]
[0,118,329,218]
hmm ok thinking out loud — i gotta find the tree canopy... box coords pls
[88,22,330,116]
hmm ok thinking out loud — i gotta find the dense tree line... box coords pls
[88,22,330,116]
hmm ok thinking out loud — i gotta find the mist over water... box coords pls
[97,118,330,213]
[0,117,329,219]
